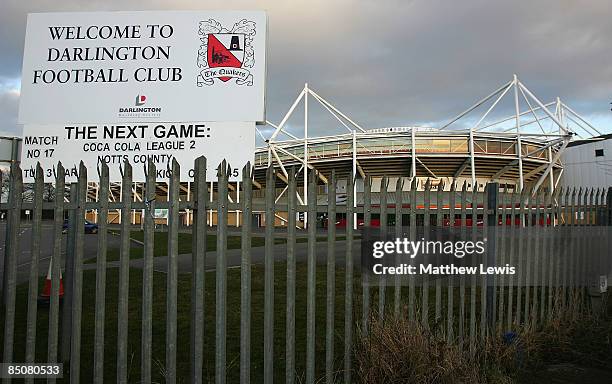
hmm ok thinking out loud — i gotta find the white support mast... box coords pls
[514,74,524,191]
[303,83,308,227]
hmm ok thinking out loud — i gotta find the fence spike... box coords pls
[3,162,22,367]
[306,167,317,384]
[286,166,297,384]
[325,169,337,384]
[239,159,252,384]
[47,161,65,372]
[25,163,44,372]
[344,169,355,384]
[117,160,132,384]
[263,162,275,384]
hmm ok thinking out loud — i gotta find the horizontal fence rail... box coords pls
[0,157,610,383]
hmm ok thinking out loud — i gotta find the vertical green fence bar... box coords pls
[574,188,583,311]
[469,184,477,353]
[305,169,317,384]
[344,171,355,384]
[167,160,180,383]
[141,161,156,384]
[93,162,109,384]
[191,157,207,384]
[286,168,297,384]
[577,188,583,309]
[47,162,65,378]
[422,179,431,327]
[62,184,77,365]
[515,188,526,326]
[581,189,590,309]
[263,165,275,384]
[497,186,507,332]
[408,178,417,322]
[435,181,443,324]
[117,161,133,384]
[532,190,543,326]
[562,188,571,310]
[25,164,43,377]
[569,189,577,310]
[539,190,549,321]
[325,170,336,384]
[379,176,388,323]
[240,162,251,384]
[524,191,535,326]
[362,176,372,333]
[551,187,562,320]
[484,183,498,336]
[480,184,489,339]
[540,191,555,321]
[2,163,22,374]
[394,177,403,317]
[459,181,467,346]
[506,188,516,331]
[447,181,456,342]
[215,162,229,384]
[583,189,590,308]
[70,162,87,384]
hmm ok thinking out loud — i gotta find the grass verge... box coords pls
[3,262,361,383]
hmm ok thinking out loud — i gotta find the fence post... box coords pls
[362,176,372,332]
[286,167,297,384]
[394,177,404,318]
[606,187,612,225]
[69,162,87,384]
[263,164,275,384]
[344,170,355,384]
[239,162,251,384]
[447,180,456,342]
[606,188,612,295]
[25,164,44,373]
[140,160,156,383]
[47,163,65,377]
[486,182,498,331]
[61,183,77,363]
[117,161,133,384]
[305,168,317,384]
[379,176,389,324]
[2,163,22,366]
[325,170,336,384]
[191,157,206,384]
[408,177,417,322]
[459,181,467,346]
[93,162,109,384]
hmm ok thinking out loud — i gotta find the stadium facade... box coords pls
[255,75,600,198]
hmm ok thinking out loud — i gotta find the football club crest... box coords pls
[197,19,256,86]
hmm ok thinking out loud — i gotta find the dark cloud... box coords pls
[1,0,611,139]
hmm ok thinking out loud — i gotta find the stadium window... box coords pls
[595,149,604,157]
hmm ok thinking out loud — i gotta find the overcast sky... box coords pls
[1,0,611,142]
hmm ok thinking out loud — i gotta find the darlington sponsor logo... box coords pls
[118,94,162,117]
[118,107,162,113]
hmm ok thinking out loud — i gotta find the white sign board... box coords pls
[153,209,168,219]
[18,11,267,124]
[21,121,254,182]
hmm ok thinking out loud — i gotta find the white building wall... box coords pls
[561,137,612,189]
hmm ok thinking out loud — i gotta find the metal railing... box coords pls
[0,157,610,383]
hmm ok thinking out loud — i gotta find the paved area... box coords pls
[93,239,362,274]
[0,222,126,283]
[0,221,360,283]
